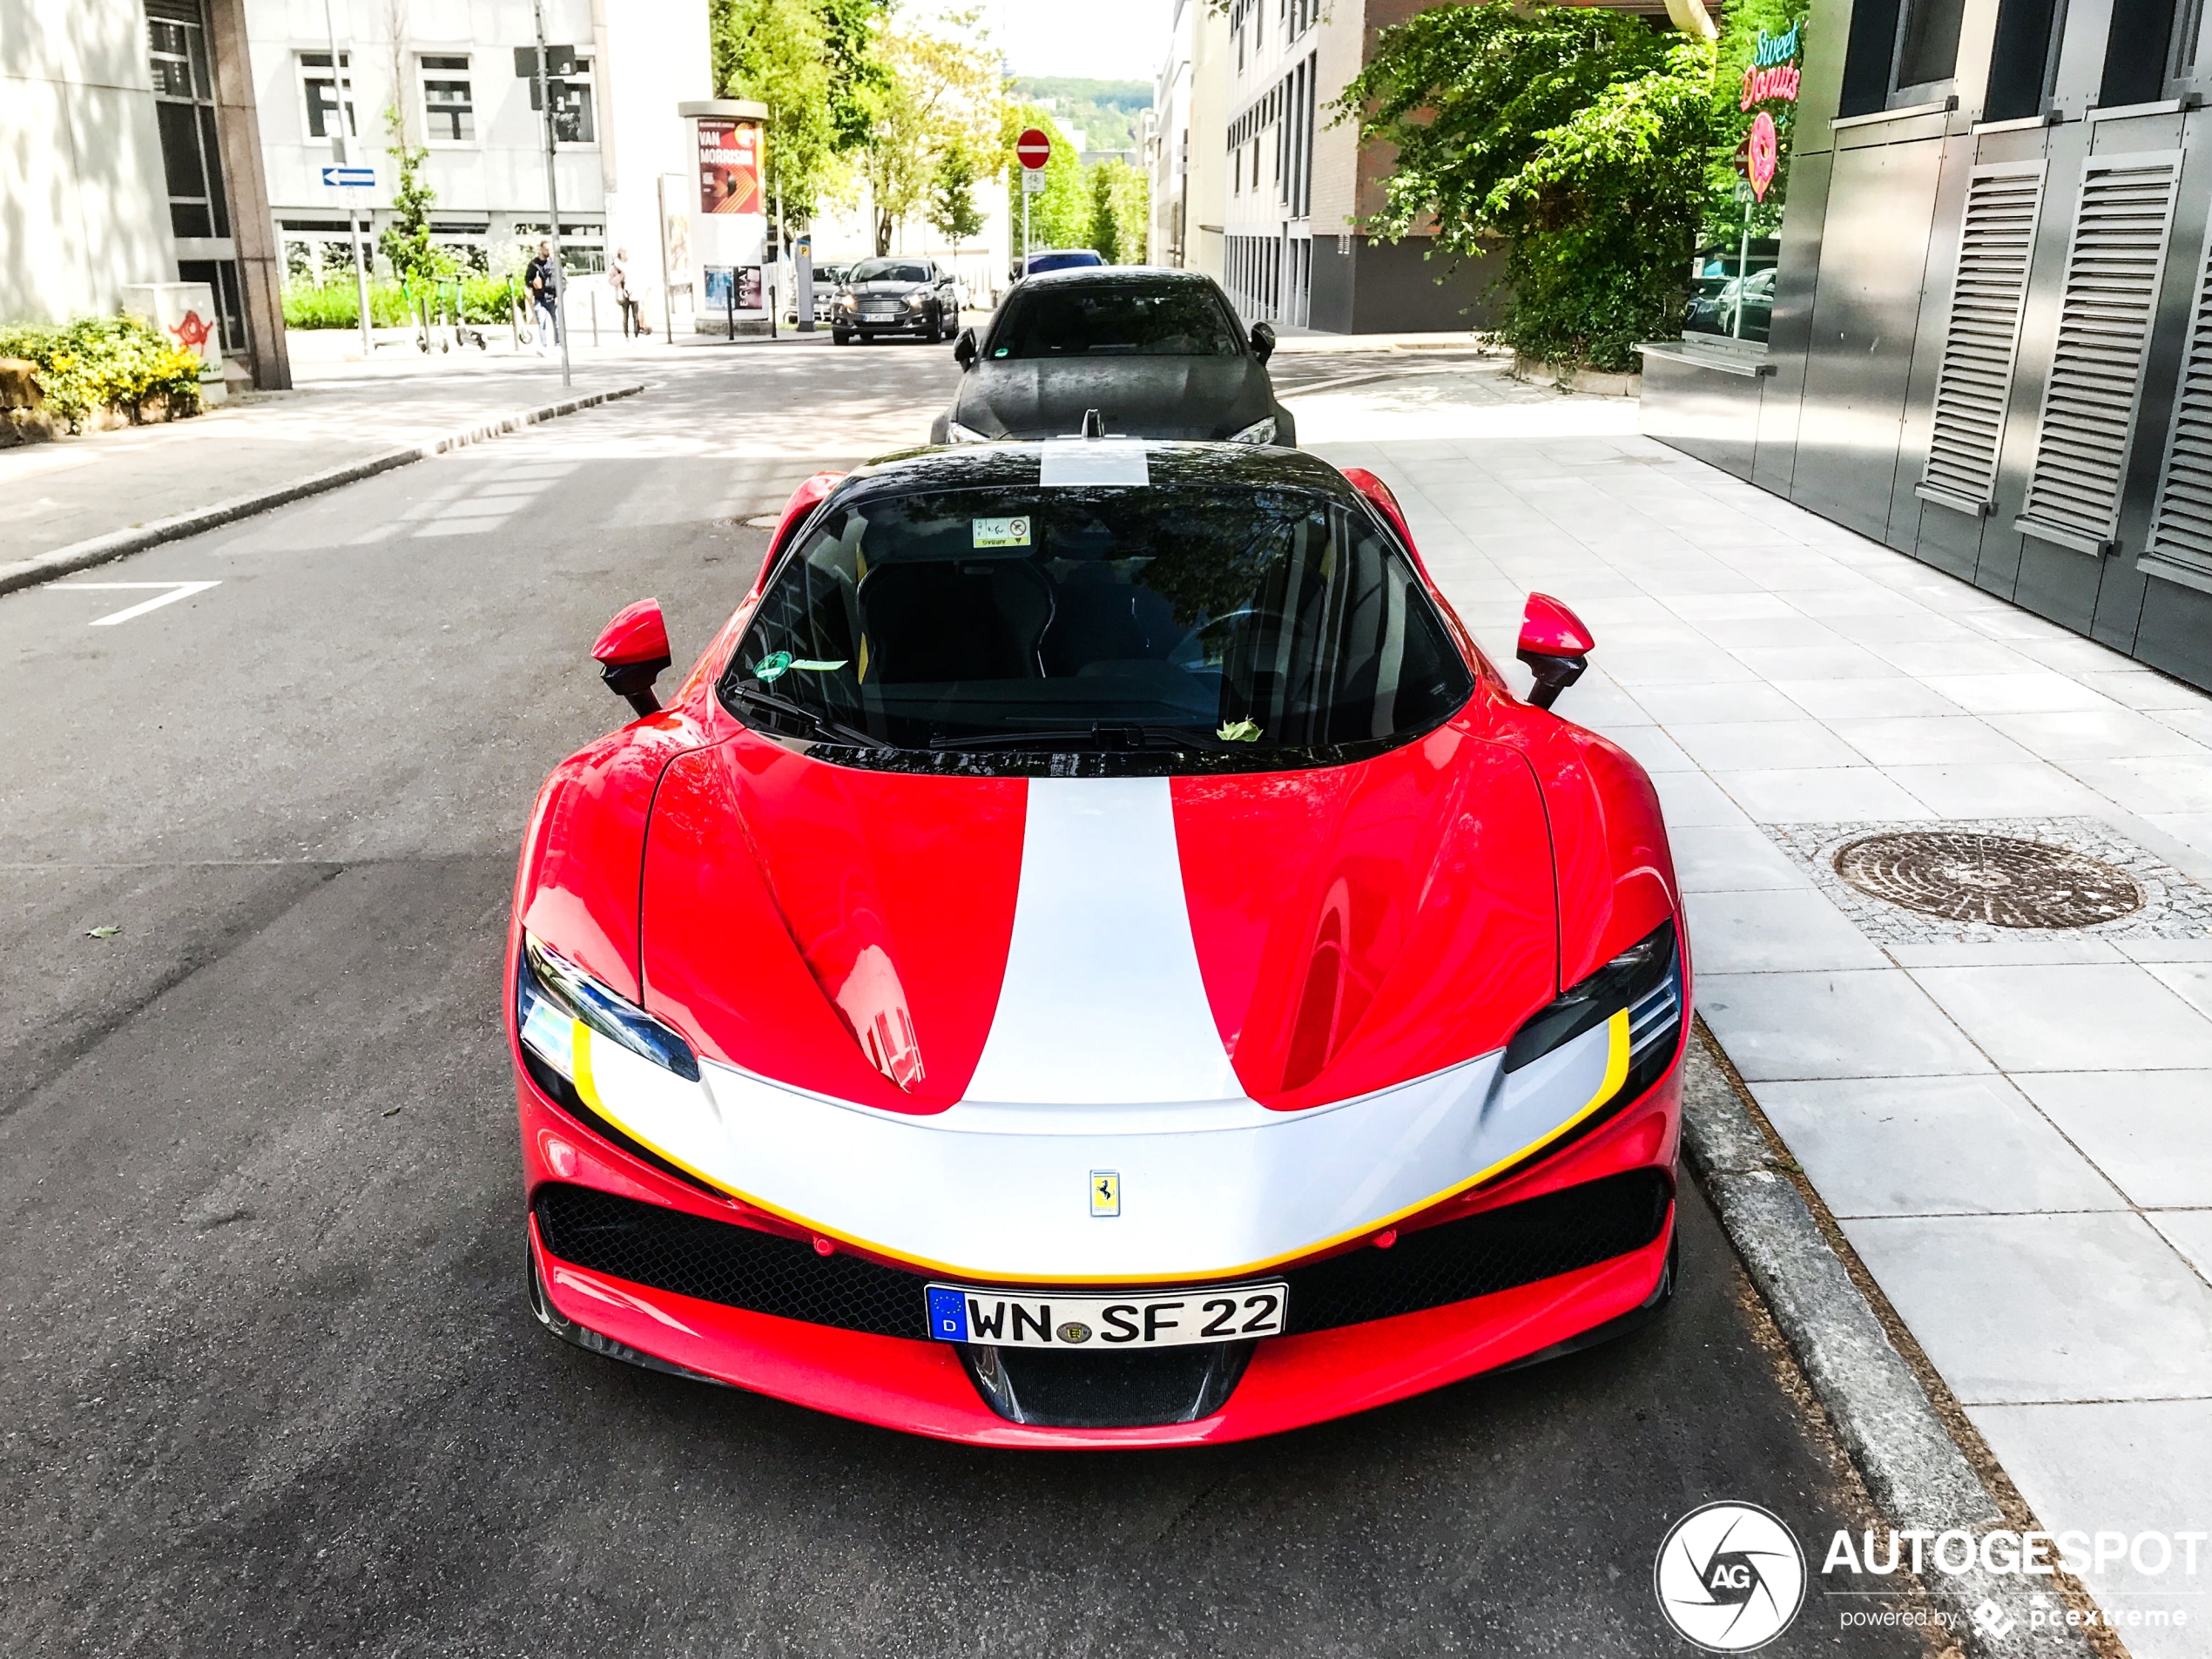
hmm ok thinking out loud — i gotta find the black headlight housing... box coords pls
[1505,918,1683,1110]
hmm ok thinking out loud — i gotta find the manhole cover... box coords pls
[1832,831,2145,929]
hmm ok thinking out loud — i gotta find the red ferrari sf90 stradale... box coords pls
[509,435,1687,1447]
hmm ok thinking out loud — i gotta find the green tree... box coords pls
[927,147,987,263]
[378,105,448,289]
[714,0,839,234]
[819,0,892,152]
[860,11,1002,255]
[1089,164,1121,263]
[1335,3,1712,372]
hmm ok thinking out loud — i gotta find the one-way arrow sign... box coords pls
[321,165,375,188]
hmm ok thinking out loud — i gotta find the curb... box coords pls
[0,382,645,598]
[1680,1028,2097,1659]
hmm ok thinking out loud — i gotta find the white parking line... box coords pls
[47,581,221,625]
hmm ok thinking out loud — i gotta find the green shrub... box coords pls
[283,276,522,329]
[0,314,205,430]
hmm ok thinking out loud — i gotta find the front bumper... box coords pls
[515,1057,1681,1446]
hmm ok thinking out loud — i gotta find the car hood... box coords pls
[957,356,1271,442]
[637,720,1558,1118]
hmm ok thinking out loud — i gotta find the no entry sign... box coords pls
[1015,127,1052,171]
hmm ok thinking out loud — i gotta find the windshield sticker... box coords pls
[752,651,848,682]
[993,346,1009,357]
[1217,718,1262,743]
[973,516,1032,548]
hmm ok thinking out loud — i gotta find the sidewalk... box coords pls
[3,332,665,568]
[1310,363,2212,1659]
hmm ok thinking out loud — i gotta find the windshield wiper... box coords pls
[928,723,1233,753]
[731,686,881,747]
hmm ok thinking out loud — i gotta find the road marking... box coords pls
[48,581,220,625]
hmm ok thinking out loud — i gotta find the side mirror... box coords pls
[1516,593,1595,711]
[954,327,978,368]
[1250,320,1277,363]
[593,598,672,718]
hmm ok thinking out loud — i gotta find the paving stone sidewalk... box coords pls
[1306,368,2212,1659]
[2,334,678,565]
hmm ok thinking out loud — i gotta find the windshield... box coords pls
[852,260,929,284]
[725,482,1473,765]
[992,286,1244,359]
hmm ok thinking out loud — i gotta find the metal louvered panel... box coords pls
[2145,214,2212,574]
[2014,154,2184,556]
[1918,164,2046,516]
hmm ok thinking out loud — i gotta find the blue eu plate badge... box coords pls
[927,1285,970,1342]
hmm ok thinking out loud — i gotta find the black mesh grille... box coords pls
[533,1168,1671,1344]
[1280,1169,1672,1333]
[534,1184,931,1339]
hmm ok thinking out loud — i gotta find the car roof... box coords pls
[1013,266,1218,291]
[833,441,1353,502]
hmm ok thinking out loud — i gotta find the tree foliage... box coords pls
[860,10,1002,255]
[1089,159,1149,264]
[927,147,987,255]
[1334,3,1715,372]
[378,105,448,289]
[714,0,839,233]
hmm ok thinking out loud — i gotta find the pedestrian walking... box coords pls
[525,240,562,354]
[610,248,651,337]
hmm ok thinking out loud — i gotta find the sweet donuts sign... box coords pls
[1739,22,1803,111]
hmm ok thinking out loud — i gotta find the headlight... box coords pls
[837,295,857,310]
[945,420,995,442]
[1228,415,1277,444]
[1504,919,1681,1093]
[516,933,698,1084]
[907,293,929,309]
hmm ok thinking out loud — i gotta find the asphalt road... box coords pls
[2,339,1935,1658]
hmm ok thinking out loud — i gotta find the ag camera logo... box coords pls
[1655,1502,1808,1651]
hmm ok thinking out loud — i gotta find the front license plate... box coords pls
[925,1281,1289,1349]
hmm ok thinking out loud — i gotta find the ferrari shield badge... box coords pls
[1089,1170,1120,1217]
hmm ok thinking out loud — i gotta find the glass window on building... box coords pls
[554,57,595,144]
[299,51,357,141]
[421,56,474,142]
[148,0,245,350]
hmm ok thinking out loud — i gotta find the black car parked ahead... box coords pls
[833,258,961,344]
[931,268,1295,446]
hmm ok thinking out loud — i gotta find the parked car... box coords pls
[515,438,1683,1444]
[1012,249,1103,280]
[832,258,961,344]
[1683,266,1775,340]
[792,261,853,324]
[933,267,1296,445]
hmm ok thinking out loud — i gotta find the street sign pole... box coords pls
[1015,126,1051,280]
[322,0,374,357]
[532,0,571,388]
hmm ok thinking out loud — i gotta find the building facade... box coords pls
[1149,0,1231,281]
[3,0,288,386]
[252,0,706,308]
[1637,0,2212,690]
[1168,0,1510,333]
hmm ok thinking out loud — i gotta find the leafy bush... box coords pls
[0,314,204,429]
[283,276,521,328]
[1335,3,1715,373]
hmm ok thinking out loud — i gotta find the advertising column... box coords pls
[676,99,770,337]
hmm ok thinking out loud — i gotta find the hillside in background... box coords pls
[1011,77,1152,153]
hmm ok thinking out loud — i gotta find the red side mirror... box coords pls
[1516,593,1594,711]
[593,598,671,718]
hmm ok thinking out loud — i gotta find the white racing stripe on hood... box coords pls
[961,776,1244,1106]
